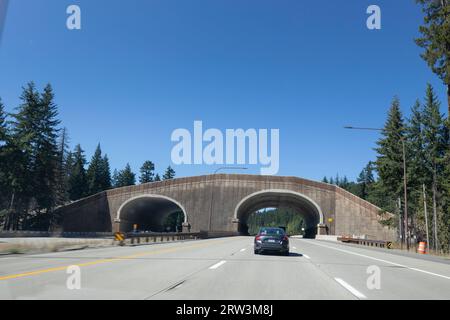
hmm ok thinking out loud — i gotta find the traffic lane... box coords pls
[153,237,356,300]
[300,239,450,280]
[332,241,450,266]
[0,237,245,299]
[0,239,200,277]
[293,239,450,300]
[0,237,242,278]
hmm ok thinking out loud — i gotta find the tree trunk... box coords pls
[432,171,439,251]
[398,197,403,248]
[4,192,15,231]
[423,184,430,251]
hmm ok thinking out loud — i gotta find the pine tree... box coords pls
[357,162,375,199]
[55,127,70,205]
[68,144,88,201]
[139,160,155,184]
[100,154,112,191]
[0,98,6,143]
[422,84,447,250]
[34,84,60,213]
[154,174,161,182]
[405,100,428,239]
[374,97,406,221]
[334,174,340,186]
[10,82,41,225]
[10,83,61,230]
[163,166,176,180]
[0,98,9,220]
[112,169,119,188]
[407,100,427,188]
[415,0,450,114]
[86,144,104,195]
[115,164,136,187]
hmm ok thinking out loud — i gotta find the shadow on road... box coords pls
[260,252,303,257]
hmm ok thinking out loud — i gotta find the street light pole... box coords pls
[344,126,410,250]
[208,167,248,231]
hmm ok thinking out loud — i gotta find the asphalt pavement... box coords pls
[1,236,449,300]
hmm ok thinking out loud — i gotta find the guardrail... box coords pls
[0,231,113,238]
[337,237,393,249]
[114,232,205,245]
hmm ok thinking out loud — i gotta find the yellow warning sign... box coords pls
[114,232,125,241]
[387,242,393,249]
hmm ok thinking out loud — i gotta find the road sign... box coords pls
[114,232,125,242]
[387,242,393,249]
[328,218,334,223]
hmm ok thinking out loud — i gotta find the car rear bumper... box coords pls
[255,242,289,252]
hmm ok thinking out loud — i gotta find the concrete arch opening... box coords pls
[234,190,324,238]
[116,195,187,233]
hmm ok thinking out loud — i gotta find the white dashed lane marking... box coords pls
[209,261,227,270]
[334,278,367,299]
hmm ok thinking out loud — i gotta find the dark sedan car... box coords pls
[254,227,289,255]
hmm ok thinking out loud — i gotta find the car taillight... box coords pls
[255,235,262,242]
[283,235,289,242]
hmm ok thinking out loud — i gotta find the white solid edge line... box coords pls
[240,248,246,252]
[209,260,227,270]
[334,278,367,299]
[306,240,450,281]
[303,254,311,259]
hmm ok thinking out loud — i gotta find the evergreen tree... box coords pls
[10,83,61,230]
[422,84,448,250]
[115,163,136,187]
[405,101,428,238]
[112,169,119,188]
[407,100,428,188]
[375,97,406,203]
[415,0,450,114]
[100,154,112,191]
[86,144,104,195]
[10,82,41,226]
[322,177,329,184]
[341,176,349,189]
[0,98,6,143]
[0,99,9,224]
[163,166,176,180]
[55,127,70,205]
[68,144,88,201]
[357,162,375,199]
[154,174,161,182]
[139,160,155,184]
[334,174,340,186]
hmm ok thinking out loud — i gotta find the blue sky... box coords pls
[0,0,447,181]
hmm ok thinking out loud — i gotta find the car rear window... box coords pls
[259,228,285,236]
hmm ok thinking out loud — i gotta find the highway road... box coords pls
[1,236,450,300]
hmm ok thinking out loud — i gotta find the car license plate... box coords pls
[268,239,276,243]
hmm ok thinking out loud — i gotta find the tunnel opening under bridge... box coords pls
[116,195,187,233]
[234,190,324,239]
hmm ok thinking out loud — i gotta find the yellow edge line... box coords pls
[0,239,228,281]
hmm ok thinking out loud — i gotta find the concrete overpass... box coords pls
[58,174,396,241]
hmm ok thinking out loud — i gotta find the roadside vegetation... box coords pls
[247,209,305,236]
[0,86,175,231]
